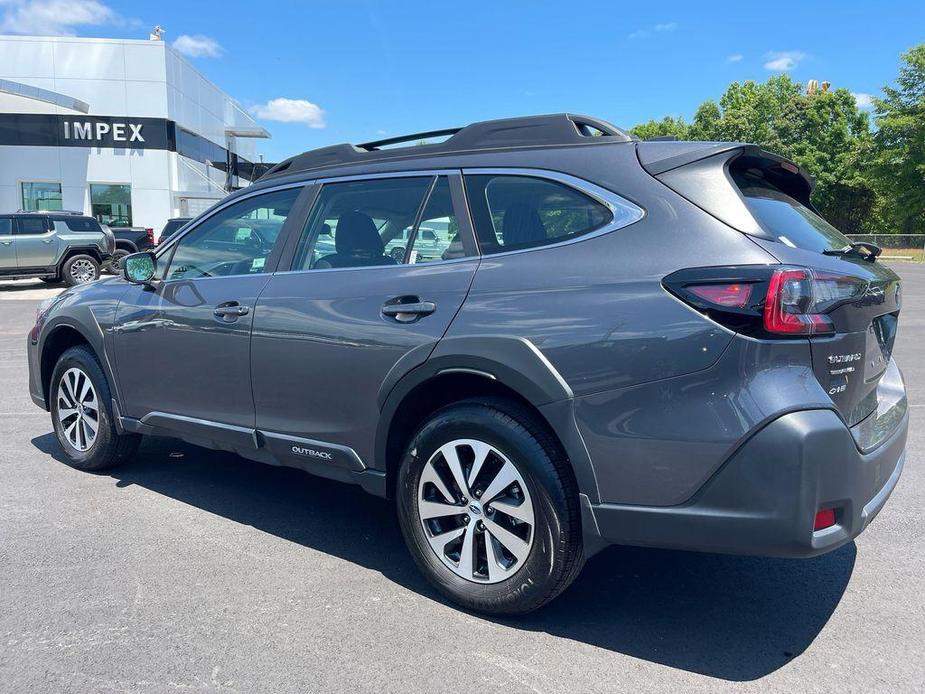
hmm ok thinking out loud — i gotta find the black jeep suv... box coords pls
[27,114,907,614]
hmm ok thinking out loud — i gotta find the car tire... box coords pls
[62,254,100,286]
[104,248,129,274]
[50,345,140,471]
[397,397,584,615]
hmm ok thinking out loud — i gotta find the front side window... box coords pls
[465,175,612,253]
[90,184,133,227]
[165,187,301,280]
[21,182,62,212]
[294,177,434,270]
[0,218,11,236]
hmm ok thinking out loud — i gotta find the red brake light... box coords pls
[146,227,155,245]
[814,508,836,531]
[688,283,753,308]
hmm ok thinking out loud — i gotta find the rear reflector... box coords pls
[688,283,753,308]
[814,508,836,531]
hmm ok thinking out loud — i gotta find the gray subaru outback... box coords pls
[26,114,907,614]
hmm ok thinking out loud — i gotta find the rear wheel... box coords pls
[50,345,140,470]
[397,398,583,614]
[62,254,100,286]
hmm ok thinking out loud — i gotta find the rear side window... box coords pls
[14,217,48,235]
[0,218,10,236]
[63,218,102,232]
[465,175,612,253]
[732,168,851,253]
[293,176,434,270]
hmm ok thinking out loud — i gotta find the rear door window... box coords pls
[293,176,434,270]
[464,174,612,253]
[14,216,49,235]
[732,169,851,253]
[0,218,11,236]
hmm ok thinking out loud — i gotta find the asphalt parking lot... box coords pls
[1,268,923,694]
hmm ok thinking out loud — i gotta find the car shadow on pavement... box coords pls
[32,432,855,682]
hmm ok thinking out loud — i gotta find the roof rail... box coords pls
[262,113,632,178]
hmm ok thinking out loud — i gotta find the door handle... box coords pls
[0,240,11,245]
[42,239,53,244]
[382,298,436,322]
[213,302,250,320]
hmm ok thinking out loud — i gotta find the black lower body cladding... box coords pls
[587,407,907,557]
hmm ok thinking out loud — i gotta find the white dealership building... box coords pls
[0,34,271,234]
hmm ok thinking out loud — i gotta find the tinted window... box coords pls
[63,218,102,232]
[732,169,851,253]
[165,188,300,280]
[294,177,432,270]
[159,219,191,243]
[14,217,48,235]
[0,218,10,236]
[465,175,612,253]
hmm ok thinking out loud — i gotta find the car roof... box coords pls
[260,113,634,183]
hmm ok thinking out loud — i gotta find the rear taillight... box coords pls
[146,228,155,246]
[764,268,833,335]
[663,265,869,338]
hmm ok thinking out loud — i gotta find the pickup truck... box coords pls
[103,226,156,273]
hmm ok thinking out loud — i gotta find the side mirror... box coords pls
[122,251,158,285]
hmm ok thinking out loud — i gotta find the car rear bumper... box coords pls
[585,407,908,558]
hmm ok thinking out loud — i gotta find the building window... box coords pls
[21,182,62,212]
[90,184,133,227]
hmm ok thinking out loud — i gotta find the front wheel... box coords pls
[397,398,584,615]
[50,345,140,470]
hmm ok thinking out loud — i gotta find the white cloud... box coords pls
[852,92,874,109]
[0,0,116,35]
[727,53,744,63]
[249,98,326,128]
[629,21,677,39]
[172,34,223,58]
[764,50,806,71]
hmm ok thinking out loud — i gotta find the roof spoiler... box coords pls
[639,143,815,240]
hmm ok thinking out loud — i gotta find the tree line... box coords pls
[630,44,925,236]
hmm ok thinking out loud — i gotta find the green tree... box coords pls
[873,44,925,234]
[629,115,689,141]
[633,73,879,233]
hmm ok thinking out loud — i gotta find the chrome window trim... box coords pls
[461,167,645,257]
[153,167,644,272]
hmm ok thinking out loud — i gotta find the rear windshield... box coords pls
[732,169,850,253]
[63,218,102,233]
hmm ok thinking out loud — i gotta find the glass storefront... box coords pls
[21,182,62,211]
[90,184,132,227]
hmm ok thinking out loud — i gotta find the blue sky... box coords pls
[2,0,923,162]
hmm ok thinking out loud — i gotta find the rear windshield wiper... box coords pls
[823,241,881,261]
